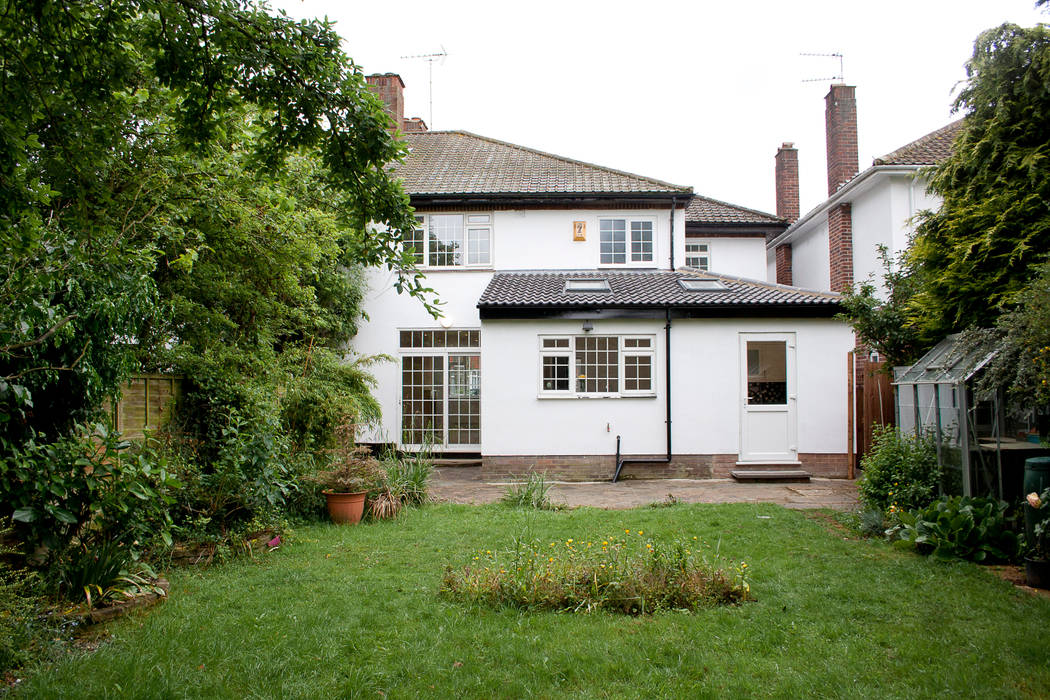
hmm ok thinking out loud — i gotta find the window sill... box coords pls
[537,393,657,400]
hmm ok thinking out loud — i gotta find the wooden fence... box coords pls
[109,374,182,439]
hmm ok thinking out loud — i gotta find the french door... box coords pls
[399,329,480,450]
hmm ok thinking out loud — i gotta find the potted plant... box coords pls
[1024,488,1050,588]
[313,424,384,525]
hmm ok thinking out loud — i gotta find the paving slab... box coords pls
[430,467,858,511]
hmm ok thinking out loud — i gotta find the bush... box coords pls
[858,426,941,513]
[0,530,52,676]
[500,472,556,510]
[890,496,1021,562]
[441,530,752,614]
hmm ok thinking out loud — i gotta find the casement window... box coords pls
[599,218,654,265]
[539,335,655,397]
[685,241,710,270]
[407,214,493,268]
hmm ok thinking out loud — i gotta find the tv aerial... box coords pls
[800,52,845,83]
[400,47,447,128]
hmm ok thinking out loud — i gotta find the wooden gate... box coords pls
[858,359,895,460]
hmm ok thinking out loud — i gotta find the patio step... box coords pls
[730,468,811,483]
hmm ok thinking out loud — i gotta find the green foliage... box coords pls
[0,529,52,676]
[500,472,557,510]
[858,426,942,513]
[383,448,434,508]
[837,246,926,367]
[890,496,1021,562]
[857,507,888,538]
[0,425,178,562]
[967,262,1050,407]
[1025,487,1050,559]
[441,530,752,614]
[909,23,1050,339]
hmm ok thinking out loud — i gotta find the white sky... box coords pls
[274,0,1045,216]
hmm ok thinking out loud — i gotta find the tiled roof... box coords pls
[874,120,964,166]
[685,194,783,225]
[393,131,692,196]
[478,270,839,312]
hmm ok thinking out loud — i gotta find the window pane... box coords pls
[575,336,618,393]
[746,341,787,405]
[405,225,425,265]
[630,221,653,262]
[542,356,569,391]
[625,355,652,391]
[467,227,491,265]
[599,219,626,264]
[467,214,490,223]
[428,214,463,266]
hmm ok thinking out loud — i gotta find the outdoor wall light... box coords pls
[439,316,454,329]
[582,320,594,332]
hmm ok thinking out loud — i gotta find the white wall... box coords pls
[481,316,854,457]
[689,237,768,280]
[789,219,831,291]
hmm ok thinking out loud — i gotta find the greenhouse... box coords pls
[894,334,1049,499]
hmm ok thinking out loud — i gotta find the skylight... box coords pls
[565,279,611,293]
[679,279,728,291]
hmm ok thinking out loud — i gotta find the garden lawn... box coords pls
[11,503,1050,699]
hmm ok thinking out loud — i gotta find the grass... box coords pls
[9,503,1050,698]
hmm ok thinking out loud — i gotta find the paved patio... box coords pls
[431,467,859,511]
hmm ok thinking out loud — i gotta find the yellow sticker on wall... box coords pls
[573,221,586,241]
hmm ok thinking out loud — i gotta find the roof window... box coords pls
[565,279,611,293]
[679,279,728,292]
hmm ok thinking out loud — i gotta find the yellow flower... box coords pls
[638,530,643,535]
[625,529,630,534]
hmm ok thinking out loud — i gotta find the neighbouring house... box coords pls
[354,73,855,481]
[764,83,963,458]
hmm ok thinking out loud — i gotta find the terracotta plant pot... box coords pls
[1025,558,1050,589]
[324,490,367,524]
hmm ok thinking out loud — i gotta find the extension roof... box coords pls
[478,270,840,318]
[393,131,692,198]
[874,119,964,166]
[685,194,783,225]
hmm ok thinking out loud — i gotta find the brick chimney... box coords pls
[774,142,800,223]
[825,84,858,195]
[403,117,429,133]
[365,73,405,131]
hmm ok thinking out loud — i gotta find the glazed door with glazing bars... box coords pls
[399,329,480,450]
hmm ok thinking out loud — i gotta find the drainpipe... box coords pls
[665,307,672,461]
[669,197,677,271]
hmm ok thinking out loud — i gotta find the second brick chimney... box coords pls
[774,142,800,223]
[366,73,405,131]
[825,84,858,195]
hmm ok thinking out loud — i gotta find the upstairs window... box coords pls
[600,218,654,265]
[408,214,493,268]
[685,241,709,270]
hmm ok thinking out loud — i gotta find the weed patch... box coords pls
[441,529,751,614]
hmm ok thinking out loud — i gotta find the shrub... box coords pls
[889,496,1021,562]
[384,447,433,508]
[858,426,941,513]
[500,472,556,510]
[441,530,752,614]
[0,530,52,676]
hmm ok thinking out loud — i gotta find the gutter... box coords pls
[766,164,922,250]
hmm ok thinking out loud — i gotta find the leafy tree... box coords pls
[0,0,432,441]
[837,246,925,367]
[908,21,1050,340]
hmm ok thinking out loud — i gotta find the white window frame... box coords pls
[408,213,494,269]
[685,240,710,270]
[598,217,657,267]
[537,334,656,398]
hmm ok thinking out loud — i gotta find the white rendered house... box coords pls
[355,74,855,480]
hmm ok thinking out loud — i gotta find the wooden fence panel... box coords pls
[110,374,182,439]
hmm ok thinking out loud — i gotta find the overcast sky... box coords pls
[273,0,1045,216]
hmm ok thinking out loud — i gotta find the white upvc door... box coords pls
[739,333,798,463]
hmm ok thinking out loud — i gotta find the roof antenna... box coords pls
[800,52,845,83]
[400,47,447,128]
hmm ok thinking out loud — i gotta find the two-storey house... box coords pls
[355,74,855,480]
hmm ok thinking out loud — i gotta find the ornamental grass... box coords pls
[441,529,751,615]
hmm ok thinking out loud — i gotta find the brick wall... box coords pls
[483,453,850,481]
[825,84,858,196]
[365,73,405,131]
[775,244,793,286]
[828,203,854,292]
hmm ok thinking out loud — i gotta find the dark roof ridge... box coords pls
[407,130,693,194]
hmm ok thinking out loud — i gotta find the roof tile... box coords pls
[874,120,964,166]
[685,194,783,225]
